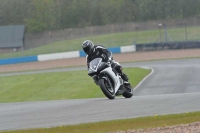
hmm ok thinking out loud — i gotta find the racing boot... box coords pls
[121,73,131,87]
[113,64,131,87]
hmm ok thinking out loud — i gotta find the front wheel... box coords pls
[122,84,133,98]
[98,78,115,99]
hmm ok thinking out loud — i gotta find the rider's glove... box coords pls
[108,57,112,63]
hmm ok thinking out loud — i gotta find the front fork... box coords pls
[105,75,113,88]
[96,73,112,87]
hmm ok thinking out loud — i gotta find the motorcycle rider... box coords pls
[82,40,130,87]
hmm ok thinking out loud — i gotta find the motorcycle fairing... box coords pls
[89,58,102,72]
[100,67,121,93]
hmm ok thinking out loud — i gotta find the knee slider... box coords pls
[122,73,129,81]
[114,65,122,73]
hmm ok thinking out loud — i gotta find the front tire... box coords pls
[98,78,115,99]
[122,85,133,98]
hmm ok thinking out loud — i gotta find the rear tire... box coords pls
[98,78,115,99]
[122,85,133,98]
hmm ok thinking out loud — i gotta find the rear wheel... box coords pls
[122,84,133,98]
[98,78,115,99]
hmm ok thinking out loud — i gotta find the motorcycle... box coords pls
[88,58,133,99]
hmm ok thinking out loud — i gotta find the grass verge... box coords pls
[1,111,200,133]
[0,67,150,103]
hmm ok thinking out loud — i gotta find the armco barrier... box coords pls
[38,51,80,61]
[0,45,136,65]
[0,56,38,65]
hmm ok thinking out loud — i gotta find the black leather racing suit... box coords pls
[86,45,129,84]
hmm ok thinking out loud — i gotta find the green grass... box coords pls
[1,26,200,59]
[1,111,200,133]
[0,67,150,103]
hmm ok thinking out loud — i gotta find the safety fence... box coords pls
[136,41,200,51]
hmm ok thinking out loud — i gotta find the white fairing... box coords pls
[101,67,121,93]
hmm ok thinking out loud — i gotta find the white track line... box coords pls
[133,67,154,91]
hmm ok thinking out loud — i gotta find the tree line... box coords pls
[0,0,199,33]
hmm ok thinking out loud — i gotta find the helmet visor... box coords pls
[83,47,91,54]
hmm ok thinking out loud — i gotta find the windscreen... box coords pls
[89,58,102,72]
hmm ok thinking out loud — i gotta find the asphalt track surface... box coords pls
[0,59,200,131]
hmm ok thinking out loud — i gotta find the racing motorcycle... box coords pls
[88,58,133,99]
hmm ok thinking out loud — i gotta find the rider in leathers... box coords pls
[82,40,130,87]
